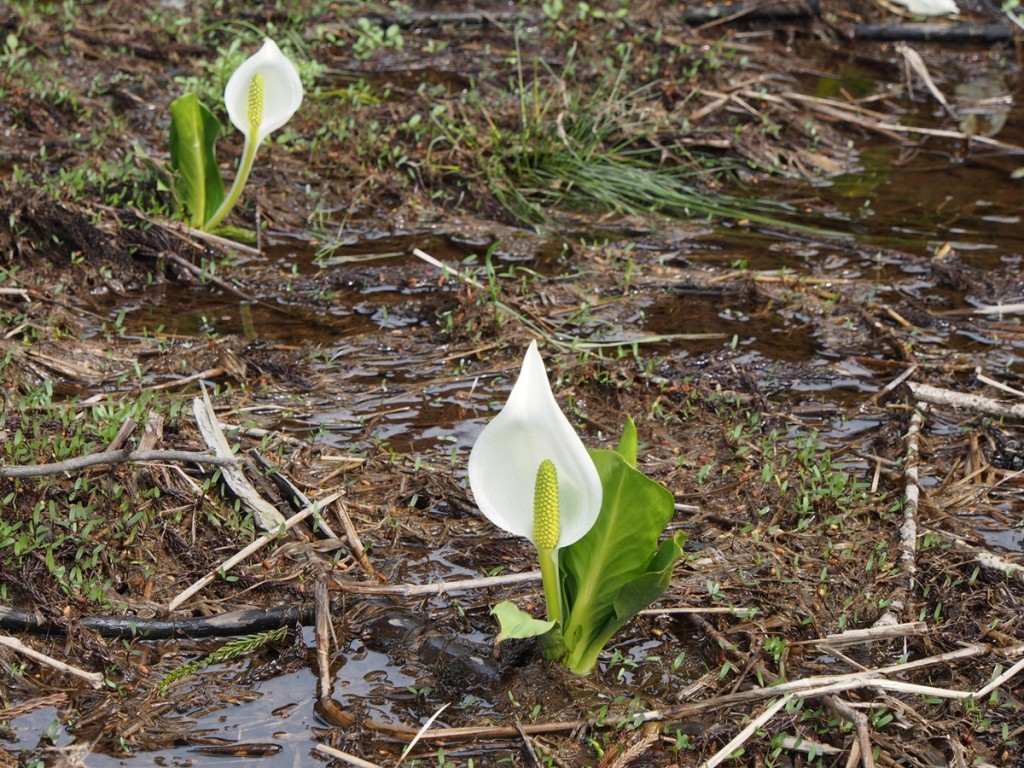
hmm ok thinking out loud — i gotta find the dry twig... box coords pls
[875,403,925,628]
[167,490,343,611]
[0,635,104,689]
[333,499,377,578]
[0,448,234,478]
[330,570,541,596]
[908,382,1024,419]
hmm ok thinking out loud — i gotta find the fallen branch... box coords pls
[0,602,316,639]
[682,0,820,25]
[908,382,1024,420]
[0,448,234,478]
[0,634,104,689]
[363,718,582,742]
[852,23,1013,43]
[356,9,536,28]
[876,404,926,628]
[0,572,542,638]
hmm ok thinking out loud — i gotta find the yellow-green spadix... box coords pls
[204,38,303,231]
[468,340,602,550]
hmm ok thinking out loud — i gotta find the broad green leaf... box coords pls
[565,531,685,674]
[169,93,224,228]
[492,600,555,642]
[560,447,681,674]
[615,417,638,468]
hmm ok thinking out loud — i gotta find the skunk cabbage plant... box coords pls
[169,38,303,232]
[471,341,686,674]
[469,340,602,627]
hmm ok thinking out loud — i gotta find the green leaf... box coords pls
[560,448,683,674]
[615,417,638,468]
[568,531,686,674]
[492,600,556,642]
[169,93,224,228]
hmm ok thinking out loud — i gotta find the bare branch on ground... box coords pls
[0,634,104,689]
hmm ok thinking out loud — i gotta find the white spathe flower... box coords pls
[468,340,602,550]
[224,38,304,146]
[204,37,303,231]
[890,0,958,16]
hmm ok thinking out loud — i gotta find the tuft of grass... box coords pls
[449,48,840,234]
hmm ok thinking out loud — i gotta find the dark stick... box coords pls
[0,603,314,639]
[682,0,820,24]
[851,23,1012,43]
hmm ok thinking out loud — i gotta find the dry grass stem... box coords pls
[898,44,956,117]
[193,388,286,531]
[700,694,793,768]
[397,702,450,766]
[315,579,333,701]
[313,744,384,768]
[876,402,925,628]
[975,369,1024,398]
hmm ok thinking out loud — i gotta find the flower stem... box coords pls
[537,546,562,626]
[203,133,259,231]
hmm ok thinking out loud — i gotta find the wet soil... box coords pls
[1,1,1023,766]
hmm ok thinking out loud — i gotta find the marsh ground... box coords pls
[0,1,1023,766]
